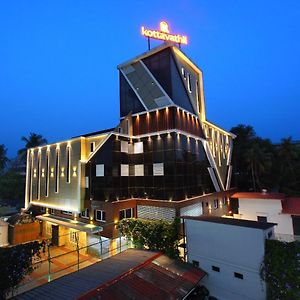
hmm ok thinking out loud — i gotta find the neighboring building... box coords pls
[24,42,235,240]
[182,216,276,300]
[231,192,300,239]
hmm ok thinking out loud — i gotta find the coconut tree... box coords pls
[0,144,9,174]
[244,138,273,191]
[17,133,47,163]
[276,137,299,193]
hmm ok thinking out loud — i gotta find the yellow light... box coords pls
[160,21,170,33]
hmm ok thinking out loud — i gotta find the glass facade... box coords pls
[86,133,213,202]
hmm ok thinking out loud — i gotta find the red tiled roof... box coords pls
[282,197,300,215]
[231,192,285,200]
[78,253,206,300]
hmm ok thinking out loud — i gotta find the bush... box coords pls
[117,218,180,258]
[261,239,300,299]
[0,241,43,299]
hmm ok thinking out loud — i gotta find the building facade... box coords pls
[25,43,235,239]
[182,216,276,300]
[232,192,300,241]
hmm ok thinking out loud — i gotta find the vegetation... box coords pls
[117,218,180,258]
[0,145,9,174]
[0,133,47,207]
[261,239,300,299]
[17,133,47,163]
[231,124,300,195]
[0,241,43,299]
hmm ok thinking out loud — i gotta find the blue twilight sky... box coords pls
[0,1,300,158]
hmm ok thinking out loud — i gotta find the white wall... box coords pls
[185,219,268,300]
[238,199,294,235]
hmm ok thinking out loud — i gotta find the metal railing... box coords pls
[11,234,133,298]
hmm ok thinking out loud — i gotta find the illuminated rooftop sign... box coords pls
[141,21,188,45]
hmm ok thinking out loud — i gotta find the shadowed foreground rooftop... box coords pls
[15,249,205,300]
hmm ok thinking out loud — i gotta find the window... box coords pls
[95,210,106,222]
[90,142,95,152]
[134,164,144,176]
[69,230,79,244]
[119,208,134,220]
[81,208,89,219]
[196,80,200,113]
[153,163,164,176]
[55,149,60,193]
[267,231,273,239]
[118,127,123,133]
[121,141,129,153]
[134,142,143,154]
[66,146,71,183]
[212,266,220,272]
[50,209,55,214]
[181,67,187,79]
[85,176,89,188]
[121,164,129,176]
[257,216,267,223]
[234,272,244,280]
[96,164,104,177]
[213,199,218,209]
[192,260,199,267]
[126,119,130,134]
[61,210,72,215]
[46,223,52,235]
[187,74,192,93]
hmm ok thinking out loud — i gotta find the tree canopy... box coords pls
[231,124,300,195]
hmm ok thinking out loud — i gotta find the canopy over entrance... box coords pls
[36,214,103,234]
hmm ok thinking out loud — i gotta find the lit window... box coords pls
[90,142,96,153]
[213,199,218,209]
[81,208,89,219]
[181,67,187,79]
[134,164,144,176]
[153,163,164,176]
[187,74,192,93]
[134,141,143,153]
[96,164,104,177]
[95,210,106,222]
[69,230,78,244]
[234,272,244,280]
[121,141,129,153]
[121,164,129,176]
[119,208,134,220]
[85,176,89,188]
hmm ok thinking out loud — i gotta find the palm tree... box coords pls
[244,139,272,191]
[276,137,299,192]
[18,133,48,163]
[0,144,9,173]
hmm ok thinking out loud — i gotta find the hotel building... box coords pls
[25,42,235,239]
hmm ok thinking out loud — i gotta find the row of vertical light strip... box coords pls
[29,143,73,201]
